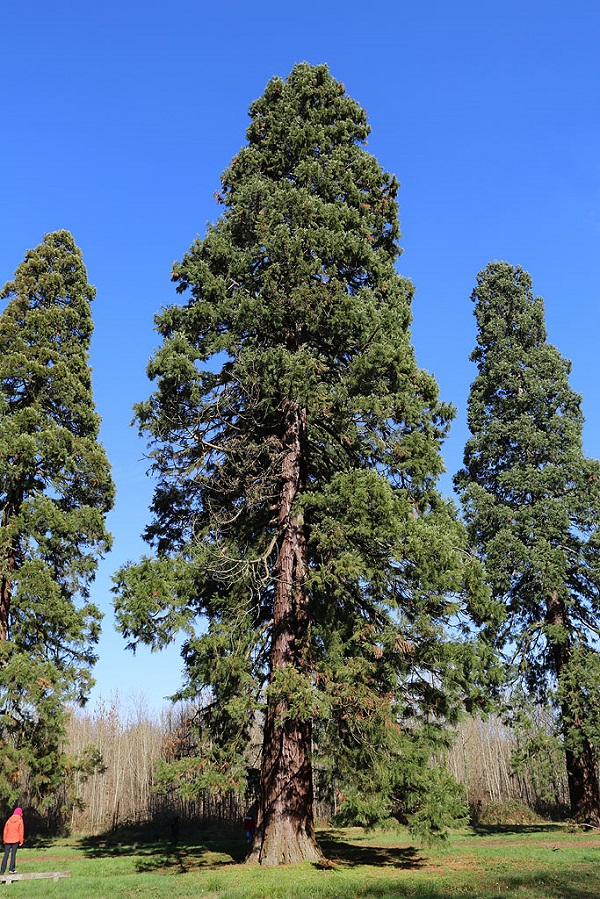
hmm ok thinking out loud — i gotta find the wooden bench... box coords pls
[0,871,70,884]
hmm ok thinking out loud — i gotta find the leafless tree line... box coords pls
[444,713,570,819]
[59,695,249,834]
[57,694,573,834]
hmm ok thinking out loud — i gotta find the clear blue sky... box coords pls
[2,0,599,713]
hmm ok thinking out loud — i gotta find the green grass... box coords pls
[8,822,600,898]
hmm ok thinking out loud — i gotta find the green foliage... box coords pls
[556,646,600,752]
[455,263,600,682]
[455,261,600,815]
[114,64,495,844]
[402,764,468,843]
[0,230,114,806]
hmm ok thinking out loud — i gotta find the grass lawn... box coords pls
[8,822,600,898]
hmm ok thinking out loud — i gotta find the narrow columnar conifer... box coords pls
[114,64,494,864]
[455,262,600,823]
[0,231,114,806]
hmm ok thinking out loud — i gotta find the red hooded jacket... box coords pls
[3,812,24,845]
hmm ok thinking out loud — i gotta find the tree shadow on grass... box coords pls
[77,825,247,873]
[133,846,241,875]
[23,836,54,850]
[486,870,600,899]
[329,866,600,899]
[536,876,600,899]
[317,831,422,870]
[74,827,600,895]
[346,875,600,899]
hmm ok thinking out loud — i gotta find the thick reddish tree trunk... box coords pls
[248,403,323,866]
[547,590,600,823]
[564,742,600,824]
[252,653,321,865]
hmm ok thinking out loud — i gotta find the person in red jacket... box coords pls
[0,808,24,875]
[243,812,256,844]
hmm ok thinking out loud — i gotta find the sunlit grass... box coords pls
[8,822,600,897]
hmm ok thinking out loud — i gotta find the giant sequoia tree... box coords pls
[0,231,114,805]
[114,64,491,864]
[455,262,600,823]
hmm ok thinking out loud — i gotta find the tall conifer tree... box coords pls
[455,262,600,823]
[114,64,490,863]
[0,230,114,805]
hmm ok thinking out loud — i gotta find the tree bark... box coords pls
[0,506,18,796]
[248,403,323,865]
[547,590,600,823]
[0,568,11,642]
[0,499,19,642]
[564,743,600,824]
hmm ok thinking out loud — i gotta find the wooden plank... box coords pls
[0,871,70,883]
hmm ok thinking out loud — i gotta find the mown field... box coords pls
[8,822,600,898]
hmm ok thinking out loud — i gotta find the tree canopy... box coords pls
[113,63,494,863]
[455,261,600,822]
[0,230,114,806]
